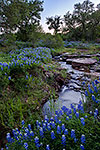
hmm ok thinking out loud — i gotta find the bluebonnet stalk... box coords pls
[51,131,55,140]
[8,76,11,80]
[92,95,96,102]
[62,124,65,132]
[94,112,97,118]
[94,86,98,93]
[80,117,85,126]
[21,120,25,126]
[30,131,34,137]
[24,143,28,150]
[47,123,51,131]
[81,134,85,143]
[80,144,85,150]
[34,136,40,148]
[46,145,50,150]
[95,79,99,84]
[58,120,62,124]
[82,81,85,86]
[66,116,69,120]
[90,111,92,114]
[64,129,68,135]
[95,108,98,115]
[28,124,31,130]
[88,87,93,94]
[43,123,46,131]
[40,127,44,137]
[57,125,61,134]
[73,107,76,114]
[6,133,13,143]
[51,122,56,129]
[62,135,66,145]
[76,112,79,118]
[85,90,88,96]
[71,129,75,138]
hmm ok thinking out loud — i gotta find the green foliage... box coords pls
[0,0,44,41]
[35,33,64,48]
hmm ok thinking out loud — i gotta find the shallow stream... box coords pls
[43,61,86,116]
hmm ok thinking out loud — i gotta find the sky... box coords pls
[41,0,100,33]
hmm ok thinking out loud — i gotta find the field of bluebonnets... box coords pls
[0,40,100,150]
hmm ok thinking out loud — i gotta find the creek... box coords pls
[43,60,87,116]
[43,53,100,116]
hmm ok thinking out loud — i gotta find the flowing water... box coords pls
[43,61,86,116]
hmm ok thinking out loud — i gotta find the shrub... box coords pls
[35,34,64,49]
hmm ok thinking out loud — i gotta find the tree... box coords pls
[73,0,94,39]
[46,15,63,34]
[0,0,44,41]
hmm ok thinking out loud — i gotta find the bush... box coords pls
[35,34,64,49]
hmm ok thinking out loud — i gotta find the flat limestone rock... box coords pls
[72,58,97,67]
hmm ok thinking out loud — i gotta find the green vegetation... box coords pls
[0,0,100,149]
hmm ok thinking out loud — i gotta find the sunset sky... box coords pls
[41,0,100,33]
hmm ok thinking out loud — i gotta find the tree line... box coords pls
[46,0,100,41]
[0,0,100,42]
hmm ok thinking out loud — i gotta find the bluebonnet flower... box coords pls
[30,131,34,137]
[61,106,68,113]
[54,115,58,123]
[71,129,75,138]
[80,117,85,126]
[21,120,25,126]
[85,115,88,118]
[1,67,3,71]
[24,133,28,139]
[80,144,85,150]
[51,131,55,140]
[71,104,74,109]
[40,127,44,137]
[62,124,65,132]
[25,128,29,134]
[59,110,63,116]
[64,129,68,135]
[58,120,62,124]
[6,133,12,143]
[73,107,76,114]
[95,79,99,85]
[8,76,11,80]
[95,108,98,115]
[24,143,28,149]
[46,145,50,150]
[28,124,31,130]
[57,125,61,134]
[88,87,93,94]
[50,117,54,121]
[92,81,95,87]
[81,134,85,143]
[34,136,40,147]
[90,111,92,114]
[94,112,97,118]
[47,123,51,131]
[76,112,79,118]
[66,116,69,120]
[51,122,56,129]
[45,115,49,122]
[94,86,98,93]
[69,115,72,119]
[92,95,96,102]
[85,90,88,96]
[82,81,85,86]
[43,123,46,131]
[62,135,66,145]
[26,75,28,79]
